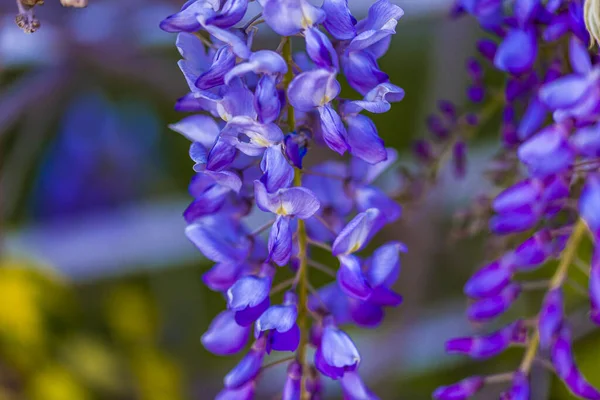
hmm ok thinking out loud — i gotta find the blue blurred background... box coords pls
[1,1,597,399]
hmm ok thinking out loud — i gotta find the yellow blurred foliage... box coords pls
[26,365,90,400]
[130,349,184,400]
[105,285,158,344]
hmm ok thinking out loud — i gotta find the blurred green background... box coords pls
[1,1,599,399]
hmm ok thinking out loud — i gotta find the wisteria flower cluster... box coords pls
[431,0,600,399]
[160,0,405,398]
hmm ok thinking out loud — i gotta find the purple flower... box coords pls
[433,377,484,400]
[467,283,521,322]
[580,174,600,237]
[340,371,379,400]
[446,320,526,359]
[262,0,325,36]
[315,318,361,379]
[464,258,514,299]
[202,310,250,355]
[256,292,300,353]
[494,28,537,75]
[227,274,272,326]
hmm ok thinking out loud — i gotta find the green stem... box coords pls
[519,219,587,373]
[283,36,309,399]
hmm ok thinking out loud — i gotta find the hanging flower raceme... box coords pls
[161,0,405,397]
[434,0,600,399]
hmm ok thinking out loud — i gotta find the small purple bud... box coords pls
[580,174,600,237]
[467,283,521,322]
[446,320,525,359]
[464,113,478,126]
[433,376,485,400]
[539,288,564,348]
[464,259,513,299]
[500,371,529,400]
[453,141,467,178]
[427,115,450,138]
[413,139,434,163]
[223,337,267,389]
[282,361,302,400]
[477,39,498,60]
[466,58,483,81]
[438,100,457,120]
[467,85,485,103]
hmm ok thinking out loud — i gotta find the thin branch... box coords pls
[307,259,336,278]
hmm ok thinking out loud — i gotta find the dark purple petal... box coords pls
[284,131,309,169]
[184,185,230,222]
[225,50,287,84]
[349,300,385,327]
[196,45,237,89]
[202,310,250,355]
[477,39,497,60]
[270,324,301,352]
[322,0,357,40]
[235,296,270,326]
[332,208,382,256]
[288,69,341,111]
[494,28,537,75]
[262,0,325,36]
[345,114,386,164]
[340,371,379,400]
[337,255,372,300]
[305,27,339,70]
[207,139,237,171]
[318,104,350,155]
[433,377,484,400]
[254,180,321,219]
[467,283,521,321]
[254,75,282,125]
[223,337,267,388]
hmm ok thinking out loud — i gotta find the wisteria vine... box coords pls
[160,0,405,398]
[429,0,600,399]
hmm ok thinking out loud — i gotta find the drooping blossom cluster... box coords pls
[431,0,600,399]
[160,0,405,398]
